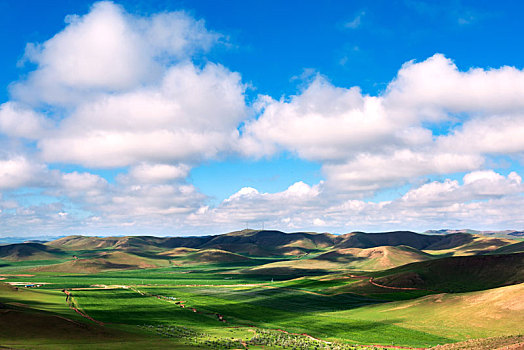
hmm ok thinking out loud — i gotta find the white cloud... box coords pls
[323,150,484,192]
[385,54,524,120]
[145,11,220,59]
[189,181,323,229]
[400,170,522,206]
[0,102,50,139]
[98,182,205,219]
[240,76,402,161]
[438,114,524,155]
[241,54,524,195]
[0,156,48,190]
[125,163,190,183]
[38,63,246,167]
[182,170,524,233]
[344,11,365,29]
[55,172,109,204]
[12,1,220,107]
[5,2,246,174]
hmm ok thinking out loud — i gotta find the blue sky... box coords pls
[1,0,524,237]
[3,0,524,99]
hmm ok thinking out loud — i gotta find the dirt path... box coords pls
[63,290,104,326]
[349,274,430,292]
[376,345,427,350]
[167,283,268,288]
[368,277,425,291]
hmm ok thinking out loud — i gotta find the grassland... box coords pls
[0,230,523,349]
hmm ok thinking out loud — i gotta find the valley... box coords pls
[0,230,523,349]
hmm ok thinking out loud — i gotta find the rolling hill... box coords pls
[30,251,170,273]
[0,243,65,261]
[183,249,252,264]
[198,230,337,256]
[45,230,339,257]
[314,245,434,270]
[491,241,524,254]
[372,252,524,292]
[335,231,475,250]
[44,230,518,258]
[334,282,524,341]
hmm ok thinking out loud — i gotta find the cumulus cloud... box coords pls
[0,156,49,190]
[240,77,400,161]
[241,54,524,193]
[187,170,524,233]
[0,102,51,139]
[53,172,109,205]
[12,1,220,106]
[125,163,190,184]
[188,181,324,229]
[4,2,247,171]
[323,150,484,192]
[99,183,204,218]
[37,63,246,167]
[438,114,524,155]
[401,170,522,204]
[385,54,524,120]
[0,2,239,235]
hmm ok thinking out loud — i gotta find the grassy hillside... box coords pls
[45,235,122,250]
[30,251,170,273]
[328,282,524,341]
[46,235,212,252]
[0,283,199,349]
[158,247,199,257]
[491,240,524,254]
[245,245,434,273]
[422,235,518,256]
[0,243,66,261]
[183,249,252,264]
[45,230,337,257]
[1,248,522,349]
[372,252,524,292]
[314,245,433,270]
[335,231,477,250]
[198,230,336,256]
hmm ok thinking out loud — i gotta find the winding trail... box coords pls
[368,277,425,291]
[63,290,104,326]
[349,274,431,292]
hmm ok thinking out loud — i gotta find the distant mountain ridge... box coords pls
[426,229,524,237]
[22,229,518,255]
[0,230,519,274]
